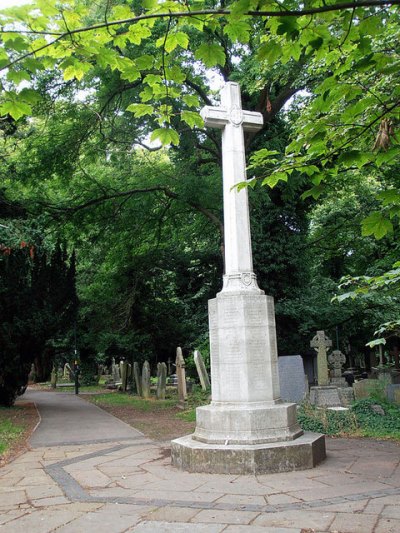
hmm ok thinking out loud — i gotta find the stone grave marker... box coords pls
[171,82,325,474]
[278,355,308,404]
[120,360,130,392]
[142,360,151,399]
[328,349,347,386]
[133,362,142,397]
[310,331,332,386]
[50,366,58,389]
[156,362,167,400]
[176,347,187,406]
[194,350,211,391]
[111,357,121,383]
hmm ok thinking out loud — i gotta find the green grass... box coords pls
[0,418,24,455]
[89,392,177,410]
[297,399,400,440]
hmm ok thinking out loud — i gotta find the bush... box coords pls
[351,398,400,438]
[297,402,358,435]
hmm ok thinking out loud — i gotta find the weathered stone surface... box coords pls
[309,385,342,407]
[142,361,151,399]
[194,350,210,391]
[156,362,167,400]
[176,347,187,406]
[310,331,332,386]
[171,432,326,475]
[133,362,142,397]
[278,355,308,404]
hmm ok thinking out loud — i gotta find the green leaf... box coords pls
[362,212,393,240]
[301,185,324,200]
[150,127,180,146]
[157,31,189,53]
[135,55,154,70]
[257,41,282,64]
[194,43,226,68]
[378,190,400,206]
[126,103,154,118]
[223,20,250,43]
[0,99,31,120]
[182,94,200,107]
[181,110,203,128]
[262,172,288,188]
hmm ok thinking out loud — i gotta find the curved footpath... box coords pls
[0,389,399,533]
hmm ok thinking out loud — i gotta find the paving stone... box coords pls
[329,511,378,533]
[54,506,143,533]
[30,495,70,507]
[215,494,267,506]
[373,518,399,533]
[0,489,27,506]
[382,505,400,519]
[71,468,113,488]
[25,484,64,500]
[132,489,221,503]
[224,527,301,533]
[252,509,335,530]
[143,505,200,522]
[315,498,368,513]
[287,481,390,501]
[0,510,29,525]
[131,521,225,532]
[0,508,84,533]
[266,494,302,505]
[190,509,260,525]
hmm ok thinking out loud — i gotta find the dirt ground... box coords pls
[0,402,40,467]
[88,400,196,442]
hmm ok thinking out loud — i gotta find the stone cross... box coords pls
[201,82,263,290]
[194,350,210,390]
[176,347,187,405]
[328,349,346,379]
[311,331,332,386]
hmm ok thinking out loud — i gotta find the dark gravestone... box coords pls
[278,355,308,404]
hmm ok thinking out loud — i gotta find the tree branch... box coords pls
[1,2,399,71]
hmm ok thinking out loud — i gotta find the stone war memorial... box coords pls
[171,82,326,474]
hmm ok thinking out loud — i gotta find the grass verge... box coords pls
[0,403,39,466]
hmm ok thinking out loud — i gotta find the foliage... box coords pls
[0,412,23,455]
[351,398,400,439]
[0,238,78,406]
[297,399,400,440]
[297,402,358,435]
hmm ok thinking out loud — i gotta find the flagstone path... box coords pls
[0,389,399,532]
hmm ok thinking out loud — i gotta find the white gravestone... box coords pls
[171,82,325,474]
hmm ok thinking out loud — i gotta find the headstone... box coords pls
[50,366,57,389]
[133,362,142,396]
[28,363,36,384]
[171,82,325,474]
[156,362,167,400]
[310,331,332,386]
[112,357,121,383]
[194,350,211,390]
[353,379,376,400]
[278,355,308,404]
[176,347,187,406]
[120,360,130,392]
[167,357,172,375]
[328,349,347,386]
[64,362,74,381]
[142,360,151,399]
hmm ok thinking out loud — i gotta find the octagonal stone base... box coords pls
[171,432,326,475]
[194,402,303,445]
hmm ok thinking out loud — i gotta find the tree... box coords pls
[0,230,78,405]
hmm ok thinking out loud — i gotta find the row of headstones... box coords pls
[109,348,211,402]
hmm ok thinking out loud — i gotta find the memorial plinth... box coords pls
[171,82,325,474]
